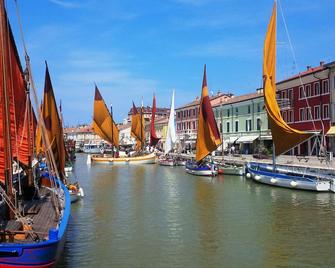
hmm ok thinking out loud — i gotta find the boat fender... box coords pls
[270,178,277,184]
[290,181,298,187]
[79,187,84,197]
[254,175,261,181]
[246,173,251,179]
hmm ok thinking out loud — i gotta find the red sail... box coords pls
[150,94,160,146]
[0,5,30,183]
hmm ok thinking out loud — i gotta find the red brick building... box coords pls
[276,62,331,155]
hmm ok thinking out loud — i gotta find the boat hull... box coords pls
[246,163,332,192]
[157,157,175,166]
[0,181,71,267]
[91,152,156,165]
[218,165,244,176]
[185,162,218,176]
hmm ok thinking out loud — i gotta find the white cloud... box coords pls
[48,0,89,9]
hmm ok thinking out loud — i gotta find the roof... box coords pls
[276,65,325,85]
[64,125,93,134]
[212,92,263,108]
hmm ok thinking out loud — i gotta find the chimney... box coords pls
[320,61,325,66]
[307,65,311,70]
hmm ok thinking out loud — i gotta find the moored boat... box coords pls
[0,3,70,264]
[184,66,222,177]
[158,91,177,167]
[185,160,218,176]
[92,152,156,164]
[245,1,335,192]
[217,163,244,176]
[246,162,334,192]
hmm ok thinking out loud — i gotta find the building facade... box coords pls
[175,92,233,150]
[276,62,332,155]
[213,90,270,155]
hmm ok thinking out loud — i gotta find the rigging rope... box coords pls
[14,0,62,217]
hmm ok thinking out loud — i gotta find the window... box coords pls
[226,122,230,133]
[299,86,304,98]
[299,108,305,121]
[248,105,251,114]
[235,121,239,132]
[333,76,335,89]
[288,110,294,123]
[227,109,230,117]
[193,121,195,129]
[322,80,329,94]
[288,89,293,101]
[220,123,222,133]
[314,105,320,119]
[245,119,252,131]
[323,104,329,118]
[235,107,238,115]
[193,109,195,116]
[281,90,286,99]
[306,107,311,120]
[314,82,320,95]
[177,112,180,118]
[256,118,262,131]
[282,111,287,122]
[257,103,261,113]
[305,85,311,97]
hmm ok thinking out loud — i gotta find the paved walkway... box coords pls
[173,152,335,171]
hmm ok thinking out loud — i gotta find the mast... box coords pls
[24,70,33,187]
[110,102,114,156]
[140,99,143,151]
[0,0,14,219]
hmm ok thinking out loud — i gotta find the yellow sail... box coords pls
[263,1,313,156]
[195,65,221,162]
[131,102,145,150]
[40,64,66,179]
[92,86,119,147]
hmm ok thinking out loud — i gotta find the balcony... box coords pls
[277,98,291,110]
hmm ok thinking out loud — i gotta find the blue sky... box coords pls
[6,0,335,125]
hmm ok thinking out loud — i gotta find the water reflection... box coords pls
[58,155,335,268]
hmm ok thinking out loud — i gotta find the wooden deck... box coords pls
[0,187,58,243]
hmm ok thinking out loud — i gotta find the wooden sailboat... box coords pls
[185,66,221,176]
[158,90,177,166]
[0,1,70,266]
[245,1,335,192]
[90,87,155,164]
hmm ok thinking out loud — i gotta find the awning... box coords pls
[259,135,272,140]
[326,126,335,136]
[236,135,259,143]
[224,136,239,144]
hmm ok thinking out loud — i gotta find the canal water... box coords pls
[58,154,335,268]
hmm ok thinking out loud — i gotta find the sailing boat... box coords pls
[149,94,160,147]
[185,65,221,176]
[90,89,155,164]
[0,1,70,266]
[245,1,335,192]
[158,90,177,166]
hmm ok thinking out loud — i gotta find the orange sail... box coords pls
[195,65,221,162]
[40,63,66,179]
[150,94,160,146]
[92,86,119,147]
[131,102,145,150]
[263,2,313,156]
[0,4,31,183]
